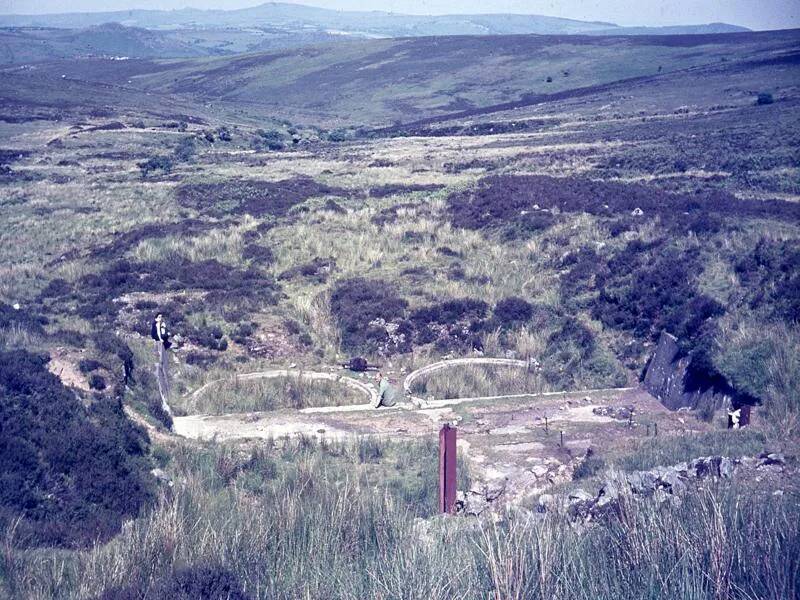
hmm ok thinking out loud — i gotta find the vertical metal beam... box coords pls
[439,424,457,514]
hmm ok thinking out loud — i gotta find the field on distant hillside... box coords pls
[0,27,798,600]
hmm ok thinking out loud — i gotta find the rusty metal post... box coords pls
[439,424,457,514]
[740,405,751,427]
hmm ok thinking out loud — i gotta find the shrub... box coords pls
[137,155,173,177]
[493,297,534,327]
[103,564,251,600]
[735,238,800,322]
[278,257,334,283]
[88,374,107,391]
[330,278,409,354]
[756,92,774,105]
[173,137,196,162]
[95,333,136,386]
[217,126,232,142]
[327,129,348,142]
[176,176,350,218]
[447,175,800,239]
[0,302,47,335]
[51,329,88,348]
[78,359,102,374]
[0,350,153,549]
[78,258,281,322]
[242,243,274,263]
[573,454,606,480]
[193,325,228,352]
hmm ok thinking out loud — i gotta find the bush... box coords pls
[176,176,350,218]
[0,350,153,549]
[173,137,196,162]
[103,564,251,600]
[410,298,488,350]
[0,302,47,335]
[278,257,334,283]
[330,278,410,354]
[88,374,107,391]
[447,175,800,239]
[78,359,102,374]
[735,238,800,322]
[137,155,173,177]
[573,454,606,480]
[493,297,534,327]
[192,325,228,352]
[77,258,281,322]
[327,129,348,142]
[756,92,774,105]
[242,243,274,263]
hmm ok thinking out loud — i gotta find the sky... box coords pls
[1,0,798,31]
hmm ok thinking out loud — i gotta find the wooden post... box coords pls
[654,423,658,436]
[439,424,457,514]
[544,416,548,433]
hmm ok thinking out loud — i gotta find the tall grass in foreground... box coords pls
[1,437,797,600]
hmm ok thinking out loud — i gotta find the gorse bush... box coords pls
[0,350,153,549]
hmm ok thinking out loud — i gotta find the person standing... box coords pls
[150,314,173,419]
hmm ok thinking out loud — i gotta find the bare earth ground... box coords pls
[173,375,691,506]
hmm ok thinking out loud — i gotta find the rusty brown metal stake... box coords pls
[439,424,457,514]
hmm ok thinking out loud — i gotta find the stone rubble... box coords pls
[546,452,789,521]
[592,405,635,420]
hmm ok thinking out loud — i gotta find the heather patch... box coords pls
[175,176,351,218]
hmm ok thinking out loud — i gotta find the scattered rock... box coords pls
[759,452,785,467]
[592,405,634,420]
[151,468,173,487]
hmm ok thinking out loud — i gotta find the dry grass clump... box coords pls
[127,216,259,267]
[181,372,368,414]
[410,363,544,400]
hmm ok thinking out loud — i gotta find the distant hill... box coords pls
[0,2,748,40]
[0,23,210,65]
[3,27,794,127]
